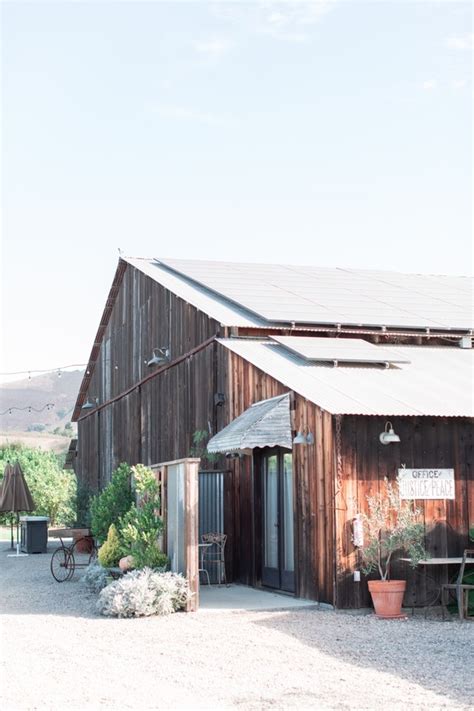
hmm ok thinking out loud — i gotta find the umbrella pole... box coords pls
[10,514,14,549]
[7,511,28,558]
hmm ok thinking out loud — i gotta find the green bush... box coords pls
[74,480,93,527]
[90,463,133,544]
[0,445,76,525]
[118,464,164,569]
[98,524,122,567]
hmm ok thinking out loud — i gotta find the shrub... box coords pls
[97,569,192,618]
[0,445,75,525]
[83,562,108,593]
[90,463,133,543]
[118,464,164,568]
[74,480,93,527]
[98,524,122,568]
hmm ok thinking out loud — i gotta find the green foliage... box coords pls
[97,569,191,617]
[469,525,474,542]
[74,480,93,527]
[190,429,220,467]
[359,479,426,580]
[98,524,122,567]
[0,445,76,525]
[119,464,164,569]
[27,423,46,433]
[90,463,133,544]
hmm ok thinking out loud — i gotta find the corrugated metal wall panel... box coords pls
[199,471,224,584]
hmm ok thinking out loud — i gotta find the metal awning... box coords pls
[207,393,292,453]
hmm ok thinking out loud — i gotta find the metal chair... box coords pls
[201,533,227,586]
[198,543,211,586]
[441,549,474,621]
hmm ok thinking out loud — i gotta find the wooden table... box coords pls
[400,557,474,614]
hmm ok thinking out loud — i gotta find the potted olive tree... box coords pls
[359,479,426,618]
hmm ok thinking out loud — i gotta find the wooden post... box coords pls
[185,459,200,611]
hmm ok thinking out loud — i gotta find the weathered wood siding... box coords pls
[335,416,474,608]
[76,264,221,487]
[222,348,336,604]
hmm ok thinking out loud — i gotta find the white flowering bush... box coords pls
[97,568,192,618]
[83,562,109,593]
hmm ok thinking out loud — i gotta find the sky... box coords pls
[1,0,472,384]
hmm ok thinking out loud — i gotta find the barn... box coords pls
[72,257,473,608]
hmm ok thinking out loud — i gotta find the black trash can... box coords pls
[20,516,49,553]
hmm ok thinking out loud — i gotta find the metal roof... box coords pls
[159,258,473,331]
[207,394,292,452]
[271,336,411,364]
[124,257,267,328]
[218,339,474,417]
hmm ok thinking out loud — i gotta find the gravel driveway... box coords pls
[1,542,472,710]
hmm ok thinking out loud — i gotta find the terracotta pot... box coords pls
[74,535,94,554]
[368,580,407,619]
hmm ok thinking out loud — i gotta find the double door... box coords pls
[261,449,295,593]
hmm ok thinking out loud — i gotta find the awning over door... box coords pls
[207,393,292,453]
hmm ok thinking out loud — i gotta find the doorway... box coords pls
[260,449,295,593]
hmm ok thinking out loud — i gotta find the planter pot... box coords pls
[368,580,407,619]
[74,535,94,554]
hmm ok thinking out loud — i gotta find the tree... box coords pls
[0,444,76,525]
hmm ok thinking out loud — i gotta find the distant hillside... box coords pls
[0,370,84,434]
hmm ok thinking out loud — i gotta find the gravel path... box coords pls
[1,542,473,710]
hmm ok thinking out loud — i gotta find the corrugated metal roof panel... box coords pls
[218,339,474,417]
[271,336,410,364]
[124,257,267,328]
[207,393,292,452]
[159,258,473,331]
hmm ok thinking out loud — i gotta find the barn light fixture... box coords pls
[214,392,226,406]
[225,451,241,459]
[379,421,400,445]
[82,396,99,410]
[147,347,170,367]
[293,430,314,445]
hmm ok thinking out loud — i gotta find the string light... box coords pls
[0,363,87,377]
[1,403,55,416]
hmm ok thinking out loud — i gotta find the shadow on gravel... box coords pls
[252,608,473,707]
[0,542,100,619]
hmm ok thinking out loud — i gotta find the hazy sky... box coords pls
[1,0,472,384]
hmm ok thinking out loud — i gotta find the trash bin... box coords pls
[20,516,49,553]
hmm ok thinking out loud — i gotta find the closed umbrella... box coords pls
[0,462,16,548]
[0,460,35,557]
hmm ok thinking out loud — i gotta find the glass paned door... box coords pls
[261,450,295,593]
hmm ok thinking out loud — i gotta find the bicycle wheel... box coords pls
[66,550,76,580]
[50,547,71,583]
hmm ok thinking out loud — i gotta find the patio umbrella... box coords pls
[0,460,35,557]
[0,462,15,548]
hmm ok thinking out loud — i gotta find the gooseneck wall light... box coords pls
[81,396,99,411]
[293,430,314,445]
[146,347,170,367]
[379,421,400,445]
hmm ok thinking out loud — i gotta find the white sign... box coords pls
[397,468,455,500]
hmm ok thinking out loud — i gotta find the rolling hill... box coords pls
[0,370,84,441]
